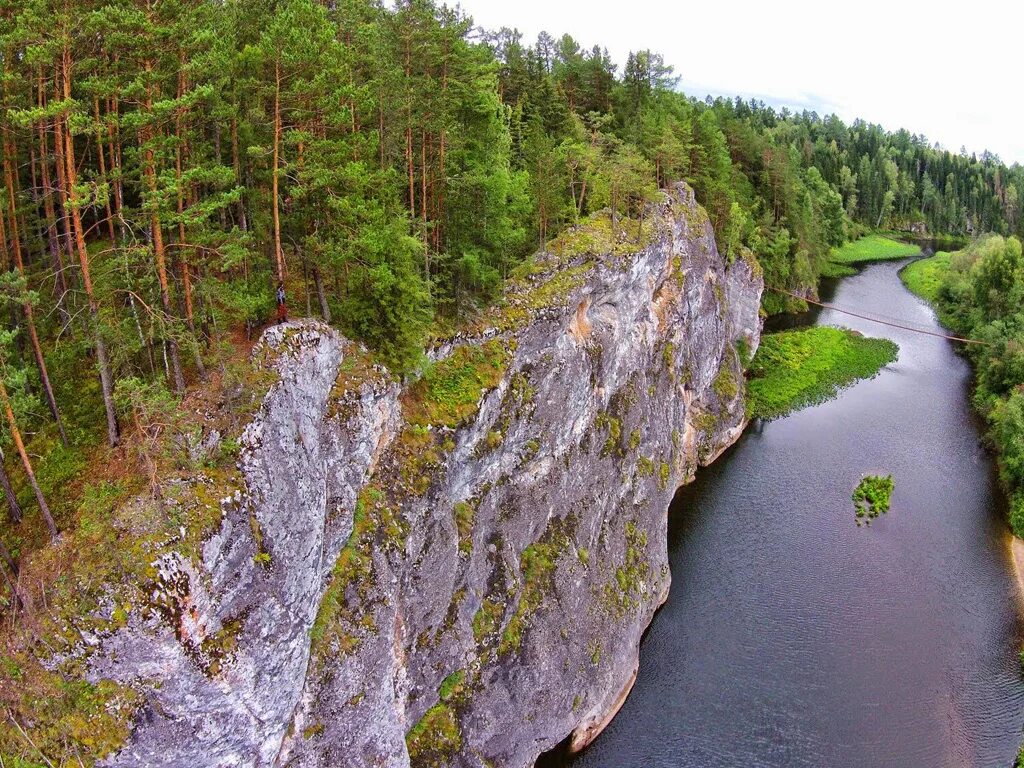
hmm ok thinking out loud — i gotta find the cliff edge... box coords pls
[86,183,762,767]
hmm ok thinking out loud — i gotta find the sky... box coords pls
[455,0,1024,165]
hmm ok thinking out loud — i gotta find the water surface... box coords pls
[555,260,1024,767]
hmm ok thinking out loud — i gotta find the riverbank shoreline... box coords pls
[899,252,1024,615]
[1011,537,1024,607]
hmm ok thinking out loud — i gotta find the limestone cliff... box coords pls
[91,183,762,767]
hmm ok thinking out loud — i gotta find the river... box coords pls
[547,258,1024,767]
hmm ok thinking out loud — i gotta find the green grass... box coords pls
[746,327,899,420]
[900,252,952,304]
[829,235,921,265]
[499,517,573,656]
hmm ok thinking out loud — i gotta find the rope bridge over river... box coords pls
[766,286,992,347]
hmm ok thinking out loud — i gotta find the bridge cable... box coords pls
[765,286,993,347]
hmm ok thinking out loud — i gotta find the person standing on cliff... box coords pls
[276,282,287,325]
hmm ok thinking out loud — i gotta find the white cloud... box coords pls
[455,0,1024,164]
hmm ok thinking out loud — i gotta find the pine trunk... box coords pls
[51,85,78,296]
[2,130,67,445]
[231,118,248,233]
[313,267,331,322]
[60,54,120,447]
[93,97,116,245]
[272,60,284,286]
[175,65,205,379]
[421,126,429,262]
[0,375,57,540]
[143,66,185,394]
[36,97,69,325]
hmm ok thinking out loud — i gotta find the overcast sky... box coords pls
[455,0,1024,165]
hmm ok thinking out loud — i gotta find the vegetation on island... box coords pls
[900,235,1024,539]
[745,327,899,420]
[852,474,895,524]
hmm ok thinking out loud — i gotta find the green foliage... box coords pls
[595,412,623,459]
[1009,493,1024,541]
[403,342,509,429]
[472,597,503,645]
[819,261,859,279]
[658,460,671,490]
[993,394,1024,504]
[746,327,899,420]
[499,519,572,655]
[829,235,920,264]
[852,475,895,523]
[114,377,180,490]
[309,486,401,658]
[600,520,651,617]
[0,673,140,762]
[712,365,738,402]
[967,236,1024,322]
[636,456,654,477]
[337,234,432,374]
[453,501,476,555]
[546,211,654,261]
[8,2,1024,763]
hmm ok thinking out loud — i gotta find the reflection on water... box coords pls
[550,260,1024,767]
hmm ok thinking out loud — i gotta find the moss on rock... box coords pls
[406,702,462,768]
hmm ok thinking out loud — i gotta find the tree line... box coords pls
[0,0,1020,550]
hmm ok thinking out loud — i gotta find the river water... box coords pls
[554,259,1024,767]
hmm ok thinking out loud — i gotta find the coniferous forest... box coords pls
[0,0,1017,454]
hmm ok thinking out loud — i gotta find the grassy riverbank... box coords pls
[900,252,952,304]
[746,327,899,420]
[829,235,921,264]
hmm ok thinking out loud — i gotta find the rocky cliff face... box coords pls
[92,183,762,767]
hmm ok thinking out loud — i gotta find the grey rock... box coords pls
[93,183,762,768]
